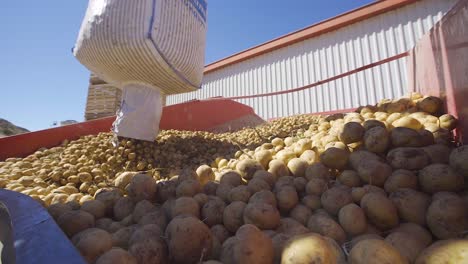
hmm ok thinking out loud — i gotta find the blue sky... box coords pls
[0,0,373,132]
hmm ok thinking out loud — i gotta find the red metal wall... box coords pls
[408,0,468,143]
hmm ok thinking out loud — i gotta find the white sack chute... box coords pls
[73,0,207,141]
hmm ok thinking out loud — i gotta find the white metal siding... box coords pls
[167,0,457,119]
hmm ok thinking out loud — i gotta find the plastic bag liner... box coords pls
[112,83,163,142]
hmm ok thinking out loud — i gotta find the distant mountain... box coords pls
[0,118,29,138]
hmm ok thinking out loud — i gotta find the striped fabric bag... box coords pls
[73,0,208,141]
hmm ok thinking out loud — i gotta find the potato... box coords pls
[392,116,423,130]
[363,119,386,131]
[113,197,135,221]
[220,224,274,264]
[247,178,271,194]
[50,193,69,205]
[254,150,273,169]
[338,203,367,236]
[128,224,163,247]
[384,169,418,193]
[305,177,328,198]
[196,165,215,186]
[281,233,343,264]
[125,174,157,202]
[57,210,95,237]
[339,122,365,144]
[175,179,201,198]
[356,159,392,187]
[166,215,213,264]
[219,171,243,186]
[364,126,389,153]
[415,239,468,264]
[426,192,467,239]
[287,158,308,178]
[389,189,430,226]
[236,159,263,180]
[349,234,384,249]
[392,223,432,247]
[249,190,277,207]
[307,213,346,244]
[223,201,246,233]
[290,204,312,226]
[321,185,352,215]
[138,209,168,230]
[360,192,399,230]
[72,228,113,263]
[211,225,230,244]
[243,202,280,230]
[47,203,72,220]
[320,147,349,169]
[299,149,318,164]
[419,164,464,193]
[387,147,430,170]
[275,186,299,213]
[271,233,291,264]
[417,96,443,114]
[112,226,137,249]
[439,114,457,130]
[95,248,137,264]
[301,195,321,210]
[423,144,451,164]
[276,149,297,164]
[449,146,468,180]
[156,180,177,202]
[267,159,289,179]
[337,170,361,187]
[293,138,312,156]
[132,200,156,223]
[172,197,200,219]
[349,239,408,264]
[114,172,138,189]
[228,185,251,203]
[129,237,168,264]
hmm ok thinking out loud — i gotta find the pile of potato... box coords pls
[1,92,468,263]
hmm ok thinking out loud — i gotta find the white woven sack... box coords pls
[74,0,207,141]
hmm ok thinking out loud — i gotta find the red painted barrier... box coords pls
[0,99,259,161]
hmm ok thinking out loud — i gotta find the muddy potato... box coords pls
[201,196,225,227]
[426,192,467,239]
[392,223,432,247]
[171,197,200,219]
[276,218,309,237]
[338,204,367,237]
[348,150,382,170]
[305,178,328,196]
[228,185,251,203]
[337,170,361,187]
[301,195,321,210]
[57,210,95,237]
[449,145,468,180]
[349,239,408,264]
[419,164,464,193]
[113,197,135,221]
[252,170,275,187]
[95,248,137,264]
[129,237,168,264]
[364,126,389,153]
[220,224,274,264]
[132,200,156,223]
[391,127,423,147]
[281,233,343,264]
[176,179,201,197]
[236,159,263,180]
[275,186,299,213]
[243,202,280,230]
[247,178,271,194]
[203,181,219,196]
[320,147,349,170]
[360,192,399,230]
[385,232,426,263]
[80,200,106,219]
[211,225,230,244]
[138,208,168,229]
[384,169,418,193]
[47,203,72,220]
[321,185,353,215]
[417,96,443,114]
[125,174,157,202]
[72,228,113,263]
[249,190,277,207]
[339,122,365,144]
[387,147,430,170]
[289,204,312,226]
[216,184,234,203]
[223,201,246,233]
[194,193,209,207]
[422,144,451,164]
[389,189,430,226]
[166,215,213,264]
[307,213,346,244]
[356,159,392,187]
